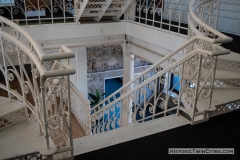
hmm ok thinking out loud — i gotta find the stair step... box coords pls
[0,121,56,159]
[182,87,240,113]
[198,88,240,110]
[0,97,26,131]
[215,69,240,79]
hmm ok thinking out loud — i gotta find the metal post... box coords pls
[23,0,28,26]
[139,0,142,23]
[169,0,172,31]
[178,0,182,34]
[152,0,155,27]
[215,0,220,30]
[152,76,158,120]
[145,0,148,25]
[164,71,170,117]
[40,76,50,150]
[177,63,184,116]
[208,56,218,112]
[0,36,12,102]
[191,54,202,124]
[63,0,66,24]
[17,52,29,125]
[37,0,41,25]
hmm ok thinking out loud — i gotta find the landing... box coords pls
[0,121,56,159]
[0,97,25,117]
[73,115,189,155]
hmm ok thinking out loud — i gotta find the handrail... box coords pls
[0,15,75,155]
[0,16,75,77]
[89,0,234,131]
[189,0,232,43]
[91,47,229,117]
[91,34,230,112]
[0,16,43,59]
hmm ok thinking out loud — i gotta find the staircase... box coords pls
[0,16,75,159]
[71,0,240,155]
[74,0,134,22]
[0,0,240,159]
[71,0,239,136]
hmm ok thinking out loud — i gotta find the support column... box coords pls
[76,47,88,99]
[69,47,88,99]
[122,46,134,126]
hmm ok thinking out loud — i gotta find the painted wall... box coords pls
[126,22,187,52]
[87,66,150,95]
[86,45,151,95]
[86,45,151,74]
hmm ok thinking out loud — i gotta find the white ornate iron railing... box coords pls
[44,59,91,136]
[124,0,223,36]
[0,15,75,157]
[70,82,91,135]
[89,0,232,134]
[125,0,191,35]
[213,79,240,89]
[0,0,132,25]
[90,46,229,133]
[208,100,240,118]
[0,0,75,26]
[5,152,47,160]
[44,57,92,136]
[217,58,240,72]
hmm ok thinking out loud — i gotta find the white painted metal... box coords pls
[125,0,190,35]
[95,0,114,22]
[0,0,238,36]
[208,100,240,118]
[88,0,234,133]
[0,0,76,26]
[76,0,89,23]
[0,0,239,158]
[70,82,91,135]
[0,15,75,158]
[114,0,134,20]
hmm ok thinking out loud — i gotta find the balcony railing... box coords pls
[0,0,76,26]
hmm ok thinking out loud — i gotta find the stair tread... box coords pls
[197,88,240,110]
[0,121,56,159]
[0,97,25,117]
[219,51,240,62]
[215,69,240,79]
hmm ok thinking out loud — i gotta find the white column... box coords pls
[74,47,88,99]
[122,47,134,126]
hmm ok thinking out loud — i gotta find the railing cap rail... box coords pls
[0,16,75,77]
[189,0,233,43]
